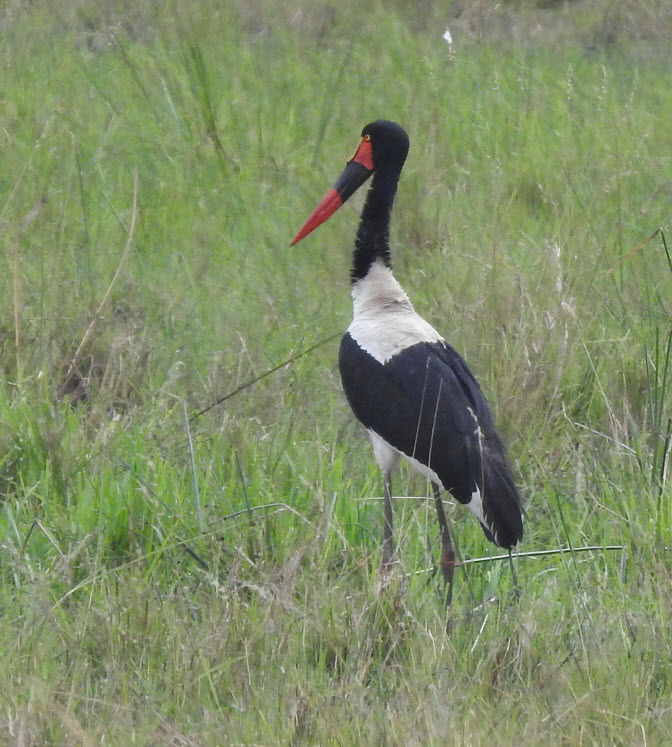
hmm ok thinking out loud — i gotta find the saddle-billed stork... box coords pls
[291,120,523,602]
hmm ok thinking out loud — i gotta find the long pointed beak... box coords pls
[290,138,374,246]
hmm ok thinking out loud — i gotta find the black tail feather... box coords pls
[480,451,524,549]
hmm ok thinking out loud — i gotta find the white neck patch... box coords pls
[347,259,442,364]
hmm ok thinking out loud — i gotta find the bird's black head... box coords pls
[360,120,410,174]
[290,120,410,246]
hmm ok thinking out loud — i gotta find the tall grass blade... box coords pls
[57,170,139,400]
[119,459,209,569]
[182,39,231,176]
[191,333,340,420]
[182,399,205,533]
[311,42,353,166]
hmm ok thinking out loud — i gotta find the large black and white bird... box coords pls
[291,120,523,598]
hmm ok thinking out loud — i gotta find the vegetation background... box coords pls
[2,0,672,743]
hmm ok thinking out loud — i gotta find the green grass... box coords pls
[2,0,672,742]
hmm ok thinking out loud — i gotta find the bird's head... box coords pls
[290,120,410,246]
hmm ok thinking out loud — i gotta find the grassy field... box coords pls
[2,0,672,743]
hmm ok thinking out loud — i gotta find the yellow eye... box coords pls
[363,133,371,141]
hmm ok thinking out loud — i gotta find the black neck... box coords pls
[351,167,400,283]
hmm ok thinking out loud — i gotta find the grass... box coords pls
[2,0,672,742]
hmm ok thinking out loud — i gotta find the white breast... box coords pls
[347,259,442,364]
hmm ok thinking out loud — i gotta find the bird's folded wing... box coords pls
[339,335,485,504]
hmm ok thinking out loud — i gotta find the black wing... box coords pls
[339,334,523,548]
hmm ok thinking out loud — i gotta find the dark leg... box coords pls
[508,548,520,600]
[381,470,395,573]
[432,483,455,608]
